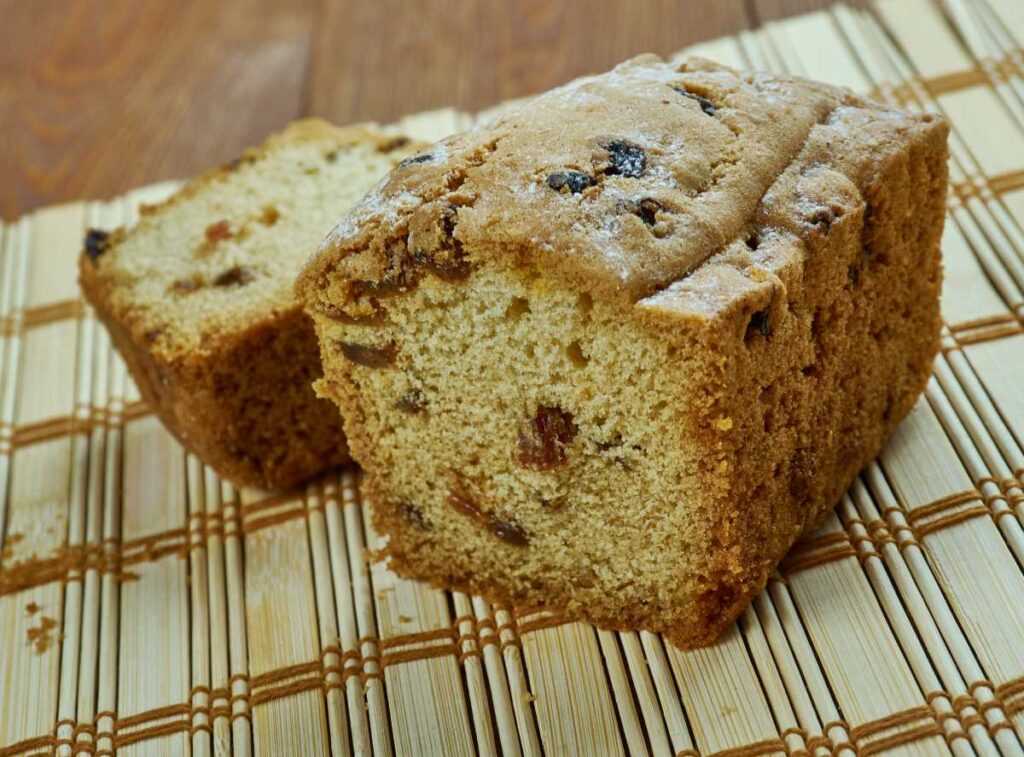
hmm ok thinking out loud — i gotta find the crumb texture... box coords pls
[81,119,420,488]
[297,58,949,646]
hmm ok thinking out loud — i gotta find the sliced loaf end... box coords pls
[81,119,422,488]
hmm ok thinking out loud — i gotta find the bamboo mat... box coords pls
[2,0,1024,754]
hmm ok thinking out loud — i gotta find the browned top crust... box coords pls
[297,55,945,314]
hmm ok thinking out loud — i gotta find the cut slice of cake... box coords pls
[80,119,422,489]
[296,57,949,647]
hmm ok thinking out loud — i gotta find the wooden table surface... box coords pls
[2,0,852,220]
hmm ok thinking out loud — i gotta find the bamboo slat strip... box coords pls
[837,491,1001,756]
[303,481,353,756]
[881,399,1024,683]
[362,497,476,757]
[53,270,95,757]
[219,476,253,757]
[94,308,127,757]
[340,473,393,757]
[451,591,501,756]
[614,630,673,757]
[860,463,1024,753]
[118,413,191,756]
[866,1,1024,299]
[782,515,949,755]
[73,284,109,757]
[240,484,329,755]
[0,213,69,752]
[517,618,624,755]
[665,626,783,755]
[319,475,371,756]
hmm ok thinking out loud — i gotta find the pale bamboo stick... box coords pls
[664,625,785,754]
[219,476,253,757]
[340,471,393,757]
[239,484,329,755]
[322,472,372,756]
[303,480,352,756]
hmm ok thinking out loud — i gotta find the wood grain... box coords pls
[1,0,842,220]
[307,0,750,124]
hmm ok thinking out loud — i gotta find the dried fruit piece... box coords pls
[492,517,530,546]
[205,220,233,243]
[447,490,485,521]
[547,171,595,194]
[673,86,716,116]
[339,341,397,368]
[398,501,431,531]
[84,229,111,262]
[260,206,280,226]
[602,140,646,178]
[517,405,577,469]
[213,265,256,287]
[395,388,425,414]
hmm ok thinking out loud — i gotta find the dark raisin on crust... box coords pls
[745,233,761,251]
[634,198,661,227]
[398,501,431,531]
[517,405,577,469]
[399,153,434,168]
[338,341,397,368]
[213,265,257,287]
[602,140,646,178]
[746,309,771,342]
[547,171,596,194]
[84,229,111,262]
[673,86,716,116]
[492,517,530,546]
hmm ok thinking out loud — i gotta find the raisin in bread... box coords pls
[80,119,422,489]
[296,57,948,647]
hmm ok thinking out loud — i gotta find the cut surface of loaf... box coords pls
[80,119,421,488]
[297,56,949,647]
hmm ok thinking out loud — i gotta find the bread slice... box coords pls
[80,119,421,489]
[296,56,948,647]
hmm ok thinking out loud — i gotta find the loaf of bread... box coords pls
[80,119,421,489]
[296,57,948,647]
